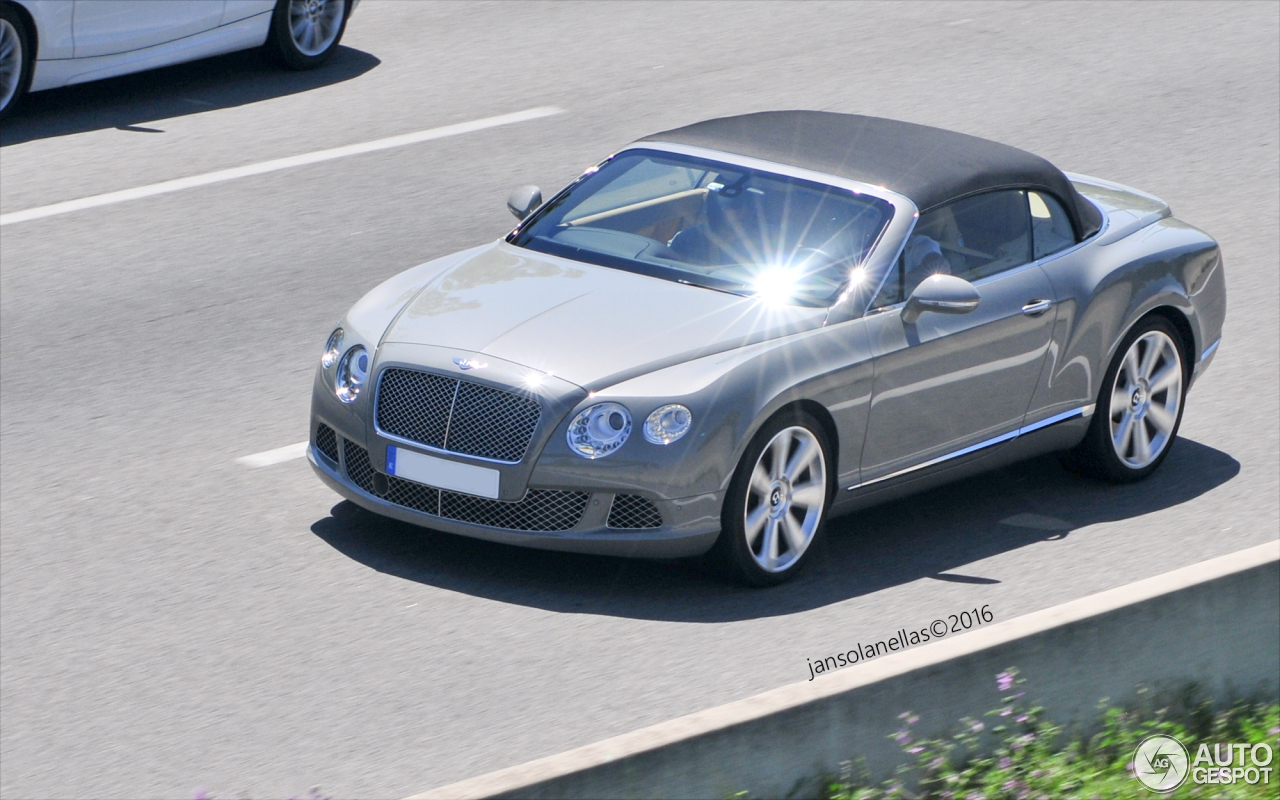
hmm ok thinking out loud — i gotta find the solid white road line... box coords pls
[0,106,564,226]
[237,441,308,468]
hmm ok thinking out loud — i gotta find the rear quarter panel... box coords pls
[1030,182,1224,420]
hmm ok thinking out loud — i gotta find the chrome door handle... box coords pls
[1021,299,1053,316]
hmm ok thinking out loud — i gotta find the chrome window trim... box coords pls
[370,367,541,466]
[846,404,1094,491]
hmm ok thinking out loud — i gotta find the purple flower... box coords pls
[1011,692,1025,700]
[997,672,1015,691]
[1003,779,1018,791]
[908,745,924,754]
[930,757,946,770]
[1016,715,1029,723]
[1270,726,1280,736]
[1000,707,1013,717]
[970,720,985,732]
[894,729,913,744]
[999,757,1013,769]
[908,714,920,725]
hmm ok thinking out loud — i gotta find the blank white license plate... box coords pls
[385,446,500,499]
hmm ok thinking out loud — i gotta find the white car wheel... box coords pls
[268,0,348,70]
[0,9,32,120]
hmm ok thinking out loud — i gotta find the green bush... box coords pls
[822,669,1279,800]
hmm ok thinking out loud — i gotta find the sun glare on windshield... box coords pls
[511,149,894,307]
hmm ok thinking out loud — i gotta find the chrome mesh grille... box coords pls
[607,494,664,529]
[386,476,440,515]
[376,369,455,449]
[445,381,542,462]
[315,423,339,464]
[339,442,588,532]
[441,489,588,532]
[343,439,376,494]
[376,368,541,462]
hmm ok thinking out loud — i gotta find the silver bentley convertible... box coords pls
[309,111,1226,585]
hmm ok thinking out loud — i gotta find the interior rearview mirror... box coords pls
[507,185,542,221]
[901,274,981,324]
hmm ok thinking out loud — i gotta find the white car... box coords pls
[0,0,357,119]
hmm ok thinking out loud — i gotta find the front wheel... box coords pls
[267,0,348,70]
[715,411,833,586]
[1066,315,1187,482]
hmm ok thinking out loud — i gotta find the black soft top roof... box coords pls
[641,111,1103,240]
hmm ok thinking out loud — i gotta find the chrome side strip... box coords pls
[846,405,1094,491]
[1200,338,1221,362]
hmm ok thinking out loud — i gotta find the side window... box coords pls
[1029,191,1076,259]
[870,190,1033,308]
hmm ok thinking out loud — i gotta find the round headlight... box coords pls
[322,327,344,369]
[643,404,692,444]
[566,402,631,459]
[335,345,369,403]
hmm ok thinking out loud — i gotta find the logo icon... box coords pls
[1134,734,1190,792]
[453,357,488,371]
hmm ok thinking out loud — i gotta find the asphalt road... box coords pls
[1,2,1277,798]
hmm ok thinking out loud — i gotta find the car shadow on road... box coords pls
[310,437,1239,622]
[0,46,379,147]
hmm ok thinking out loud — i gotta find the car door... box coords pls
[72,0,225,58]
[858,190,1058,482]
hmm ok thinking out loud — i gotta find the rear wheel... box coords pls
[267,0,348,70]
[0,6,33,121]
[715,411,832,586]
[1066,315,1187,482]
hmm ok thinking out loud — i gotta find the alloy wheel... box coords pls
[288,0,344,57]
[1109,330,1182,469]
[0,19,21,112]
[743,425,827,573]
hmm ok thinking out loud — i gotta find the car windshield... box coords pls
[510,149,895,307]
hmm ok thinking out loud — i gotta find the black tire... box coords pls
[0,4,34,122]
[1064,315,1188,483]
[713,409,834,587]
[266,0,349,71]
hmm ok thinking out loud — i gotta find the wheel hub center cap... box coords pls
[1131,378,1150,415]
[768,480,791,516]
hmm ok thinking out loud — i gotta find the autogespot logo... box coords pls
[1134,734,1190,793]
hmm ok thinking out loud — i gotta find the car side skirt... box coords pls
[830,407,1094,516]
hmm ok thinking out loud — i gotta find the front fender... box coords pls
[526,318,875,499]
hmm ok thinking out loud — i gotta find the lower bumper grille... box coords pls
[315,423,339,464]
[343,438,376,494]
[607,494,664,529]
[340,441,588,532]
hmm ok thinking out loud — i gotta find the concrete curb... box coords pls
[408,541,1280,800]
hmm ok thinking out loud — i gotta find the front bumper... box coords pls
[309,432,723,559]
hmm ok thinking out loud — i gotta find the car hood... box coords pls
[381,242,828,389]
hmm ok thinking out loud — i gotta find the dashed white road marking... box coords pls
[0,106,564,226]
[237,441,308,468]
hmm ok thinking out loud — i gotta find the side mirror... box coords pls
[507,185,542,221]
[901,274,981,324]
